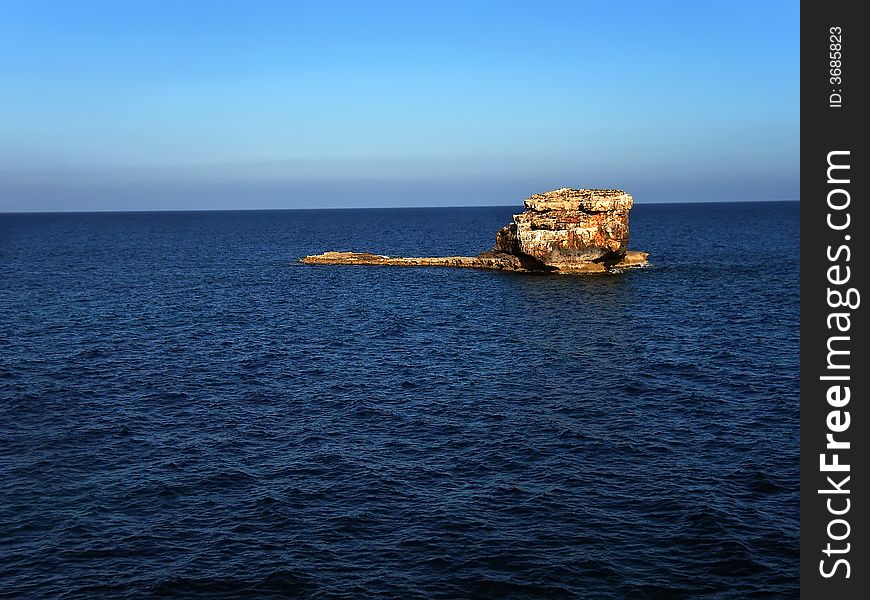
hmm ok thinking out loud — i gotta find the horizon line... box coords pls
[0,198,801,215]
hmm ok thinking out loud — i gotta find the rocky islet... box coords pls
[302,188,648,273]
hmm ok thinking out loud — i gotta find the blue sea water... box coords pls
[0,202,799,598]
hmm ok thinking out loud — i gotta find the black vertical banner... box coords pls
[801,1,867,597]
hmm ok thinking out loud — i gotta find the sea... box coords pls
[0,201,799,598]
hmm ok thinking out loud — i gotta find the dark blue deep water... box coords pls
[1,202,799,598]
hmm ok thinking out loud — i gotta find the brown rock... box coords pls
[499,188,633,266]
[301,187,648,274]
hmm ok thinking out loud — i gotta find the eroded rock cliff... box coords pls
[493,188,633,267]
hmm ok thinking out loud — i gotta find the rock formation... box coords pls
[492,188,633,267]
[302,188,648,273]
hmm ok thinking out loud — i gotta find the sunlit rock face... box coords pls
[493,188,633,267]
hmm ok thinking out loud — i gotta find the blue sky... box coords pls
[0,0,798,211]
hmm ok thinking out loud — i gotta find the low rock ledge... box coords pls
[301,250,649,273]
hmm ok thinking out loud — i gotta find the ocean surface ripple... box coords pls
[1,202,799,598]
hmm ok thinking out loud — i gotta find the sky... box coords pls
[0,0,799,212]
